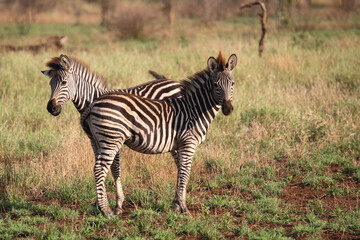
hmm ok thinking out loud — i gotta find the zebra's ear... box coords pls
[41,69,55,78]
[59,36,68,46]
[226,54,237,71]
[59,54,71,70]
[207,57,218,73]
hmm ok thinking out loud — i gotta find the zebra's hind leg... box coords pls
[111,152,125,215]
[88,138,101,210]
[175,143,196,216]
[94,140,124,217]
[94,153,115,217]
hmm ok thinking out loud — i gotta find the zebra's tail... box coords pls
[148,70,167,80]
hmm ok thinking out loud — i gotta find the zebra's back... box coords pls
[124,79,183,100]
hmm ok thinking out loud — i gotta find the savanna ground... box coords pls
[0,1,360,239]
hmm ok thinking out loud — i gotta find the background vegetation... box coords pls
[0,0,359,239]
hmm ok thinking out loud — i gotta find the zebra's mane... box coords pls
[46,56,107,89]
[180,52,225,95]
[181,69,211,95]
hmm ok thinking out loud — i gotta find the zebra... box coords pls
[1,35,67,52]
[80,52,237,216]
[42,54,182,117]
[42,54,183,214]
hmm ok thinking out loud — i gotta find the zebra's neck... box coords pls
[67,59,109,114]
[73,75,111,114]
[176,70,221,138]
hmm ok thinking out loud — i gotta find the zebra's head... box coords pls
[207,52,237,116]
[42,55,76,116]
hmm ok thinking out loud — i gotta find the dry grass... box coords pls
[0,10,359,238]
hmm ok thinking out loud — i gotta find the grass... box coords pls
[0,13,360,239]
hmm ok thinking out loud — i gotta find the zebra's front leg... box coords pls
[94,152,116,217]
[170,150,181,212]
[88,138,100,209]
[175,143,196,216]
[111,152,125,215]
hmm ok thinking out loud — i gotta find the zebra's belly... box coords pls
[124,134,175,154]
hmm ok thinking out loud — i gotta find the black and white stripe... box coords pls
[42,54,183,215]
[80,53,238,216]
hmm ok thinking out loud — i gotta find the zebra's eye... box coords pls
[61,80,67,86]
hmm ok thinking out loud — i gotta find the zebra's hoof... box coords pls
[182,210,192,217]
[102,208,114,218]
[114,208,123,215]
[181,207,191,217]
[104,212,115,218]
[170,203,181,212]
[106,213,116,218]
[92,201,99,208]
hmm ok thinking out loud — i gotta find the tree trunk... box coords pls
[101,0,111,26]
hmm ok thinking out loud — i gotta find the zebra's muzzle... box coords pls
[222,99,233,116]
[47,99,61,116]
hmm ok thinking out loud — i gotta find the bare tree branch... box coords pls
[240,1,267,57]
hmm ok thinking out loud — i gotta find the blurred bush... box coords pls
[106,2,159,40]
[6,0,52,23]
[176,0,240,23]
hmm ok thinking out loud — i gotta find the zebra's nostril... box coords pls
[47,99,61,116]
[222,99,233,116]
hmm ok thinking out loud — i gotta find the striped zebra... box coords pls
[43,54,182,116]
[81,52,237,216]
[42,54,183,214]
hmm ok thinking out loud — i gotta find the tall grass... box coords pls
[0,18,359,238]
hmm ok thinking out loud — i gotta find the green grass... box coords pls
[327,207,360,233]
[0,14,360,239]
